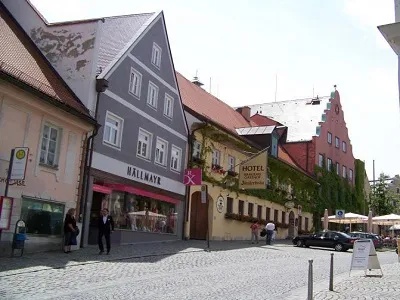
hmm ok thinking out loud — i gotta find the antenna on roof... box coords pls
[274,73,278,102]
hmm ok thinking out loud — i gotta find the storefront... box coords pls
[88,169,184,245]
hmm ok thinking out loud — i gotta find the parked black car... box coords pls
[292,231,358,252]
[347,232,383,249]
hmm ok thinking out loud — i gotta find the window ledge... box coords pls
[103,141,121,151]
[39,163,59,170]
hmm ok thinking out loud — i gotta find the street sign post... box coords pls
[336,209,345,218]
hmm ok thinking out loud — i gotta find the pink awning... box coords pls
[93,184,112,194]
[104,183,180,205]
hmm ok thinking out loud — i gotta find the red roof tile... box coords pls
[177,72,257,134]
[0,7,93,120]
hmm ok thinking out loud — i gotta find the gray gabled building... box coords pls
[3,0,188,245]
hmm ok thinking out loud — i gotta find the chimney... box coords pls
[192,76,204,88]
[236,106,251,122]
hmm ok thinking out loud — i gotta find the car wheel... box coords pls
[334,243,343,252]
[296,240,304,247]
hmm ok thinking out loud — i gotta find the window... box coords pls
[318,154,324,167]
[274,210,279,223]
[248,203,254,217]
[282,211,286,224]
[305,217,309,231]
[212,149,220,166]
[103,112,123,148]
[228,155,235,171]
[155,137,168,166]
[40,123,61,167]
[257,205,262,219]
[342,165,347,178]
[129,68,142,98]
[271,133,278,157]
[147,81,159,109]
[137,128,152,160]
[298,216,302,231]
[21,198,64,236]
[163,93,174,118]
[227,197,233,214]
[170,145,182,172]
[335,137,340,148]
[327,158,332,171]
[316,126,321,136]
[336,162,340,175]
[151,42,162,68]
[192,141,201,158]
[238,200,244,216]
[327,132,332,144]
[342,141,347,152]
[266,207,271,221]
[321,114,326,122]
[349,169,353,181]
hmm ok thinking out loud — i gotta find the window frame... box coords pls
[336,162,340,175]
[128,68,142,99]
[335,136,340,148]
[39,122,62,168]
[238,200,244,216]
[318,154,324,167]
[342,141,347,153]
[212,149,221,167]
[151,42,162,69]
[163,93,174,119]
[248,203,254,217]
[154,137,168,167]
[349,168,353,181]
[228,155,235,171]
[147,81,159,109]
[192,140,202,159]
[170,145,182,173]
[257,205,262,219]
[327,158,333,171]
[103,111,124,149]
[227,197,233,214]
[327,131,332,144]
[342,165,347,178]
[136,128,153,160]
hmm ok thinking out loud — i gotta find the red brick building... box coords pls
[248,89,355,184]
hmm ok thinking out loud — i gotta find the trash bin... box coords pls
[12,220,27,257]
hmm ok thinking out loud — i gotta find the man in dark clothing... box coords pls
[98,208,114,255]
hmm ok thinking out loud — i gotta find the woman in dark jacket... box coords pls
[64,208,77,253]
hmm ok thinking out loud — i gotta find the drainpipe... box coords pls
[182,122,208,240]
[80,78,108,248]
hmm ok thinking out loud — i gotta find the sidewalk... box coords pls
[0,239,293,277]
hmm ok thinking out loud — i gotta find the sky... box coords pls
[30,0,400,181]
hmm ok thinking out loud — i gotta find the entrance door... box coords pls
[190,191,208,240]
[288,211,295,238]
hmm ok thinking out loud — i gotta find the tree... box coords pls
[369,173,394,215]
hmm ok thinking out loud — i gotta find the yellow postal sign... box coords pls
[238,151,268,190]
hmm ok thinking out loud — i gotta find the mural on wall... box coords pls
[30,27,95,80]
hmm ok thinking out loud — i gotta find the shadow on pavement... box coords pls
[0,239,293,276]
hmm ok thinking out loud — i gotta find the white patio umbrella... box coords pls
[321,212,368,231]
[372,213,400,237]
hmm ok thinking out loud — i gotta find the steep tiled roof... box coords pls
[177,72,257,134]
[0,8,93,119]
[97,13,156,73]
[247,97,331,142]
[277,145,316,179]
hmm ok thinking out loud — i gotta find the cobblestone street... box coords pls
[0,241,398,300]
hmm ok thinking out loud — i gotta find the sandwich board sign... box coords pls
[350,239,383,277]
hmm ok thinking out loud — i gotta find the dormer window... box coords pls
[271,133,278,157]
[151,42,162,69]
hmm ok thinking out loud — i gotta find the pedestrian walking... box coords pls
[250,221,259,244]
[63,208,77,253]
[265,221,275,245]
[98,208,115,255]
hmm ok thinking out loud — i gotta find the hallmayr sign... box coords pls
[238,150,268,190]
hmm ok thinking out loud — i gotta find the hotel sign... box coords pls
[238,151,268,190]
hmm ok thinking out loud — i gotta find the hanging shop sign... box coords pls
[183,168,202,186]
[238,151,268,190]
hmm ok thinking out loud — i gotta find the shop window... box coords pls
[274,209,279,223]
[40,123,61,167]
[238,200,244,216]
[266,207,271,221]
[107,191,178,234]
[226,197,233,214]
[248,203,254,217]
[257,205,262,219]
[21,198,65,236]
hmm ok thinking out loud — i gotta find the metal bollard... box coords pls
[307,259,313,300]
[329,253,334,291]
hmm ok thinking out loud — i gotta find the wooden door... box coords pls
[190,192,208,240]
[288,211,295,238]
